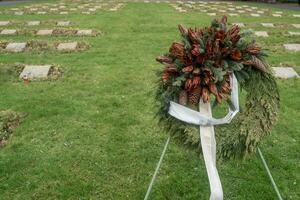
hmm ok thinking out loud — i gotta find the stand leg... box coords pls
[199,101,223,200]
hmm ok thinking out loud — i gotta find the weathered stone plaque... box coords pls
[19,65,52,79]
[284,44,300,52]
[36,29,53,36]
[272,67,299,78]
[57,42,78,51]
[5,42,27,52]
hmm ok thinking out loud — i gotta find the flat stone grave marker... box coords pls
[57,21,70,26]
[20,65,52,79]
[257,11,264,14]
[0,21,10,26]
[272,67,299,78]
[207,13,216,16]
[250,13,260,17]
[229,13,238,16]
[60,11,68,15]
[77,29,93,36]
[261,23,274,28]
[238,10,245,13]
[82,11,91,14]
[37,11,47,15]
[233,23,245,27]
[27,21,40,26]
[272,14,281,17]
[292,24,300,28]
[36,29,53,36]
[275,11,283,14]
[0,29,17,35]
[14,11,24,15]
[57,42,78,51]
[284,44,300,52]
[293,14,300,17]
[5,42,27,52]
[50,8,58,11]
[288,32,300,36]
[254,31,269,37]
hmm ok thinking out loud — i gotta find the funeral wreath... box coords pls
[155,16,280,159]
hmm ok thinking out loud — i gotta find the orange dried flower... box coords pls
[191,44,200,56]
[188,28,199,44]
[182,66,193,73]
[230,49,242,61]
[169,42,185,61]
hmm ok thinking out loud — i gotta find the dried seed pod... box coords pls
[179,90,188,105]
[178,24,188,35]
[185,79,193,91]
[156,56,173,64]
[208,82,218,96]
[201,87,210,103]
[188,87,201,105]
[182,66,193,73]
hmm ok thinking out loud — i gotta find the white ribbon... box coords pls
[168,74,239,200]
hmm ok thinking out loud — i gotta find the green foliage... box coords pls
[216,71,280,159]
[0,110,23,142]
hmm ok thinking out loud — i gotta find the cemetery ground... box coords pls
[0,1,299,200]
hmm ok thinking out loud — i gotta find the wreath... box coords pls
[155,16,280,159]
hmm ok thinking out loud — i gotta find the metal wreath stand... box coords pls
[144,74,283,200]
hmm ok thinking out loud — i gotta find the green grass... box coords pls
[0,1,299,200]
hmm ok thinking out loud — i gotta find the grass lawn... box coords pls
[0,1,299,199]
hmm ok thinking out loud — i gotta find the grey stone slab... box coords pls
[37,11,47,15]
[284,44,300,51]
[272,67,299,78]
[57,21,70,26]
[19,65,52,79]
[59,11,68,15]
[261,23,274,28]
[254,31,268,37]
[57,42,78,51]
[292,24,300,28]
[14,11,24,15]
[27,21,40,26]
[0,21,10,26]
[232,23,245,27]
[288,32,300,36]
[293,14,300,17]
[36,29,53,36]
[5,42,27,52]
[76,29,93,36]
[0,29,17,35]
[207,13,216,16]
[272,14,281,17]
[250,13,260,17]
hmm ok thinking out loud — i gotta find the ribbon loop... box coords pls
[168,74,239,200]
[168,74,239,126]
